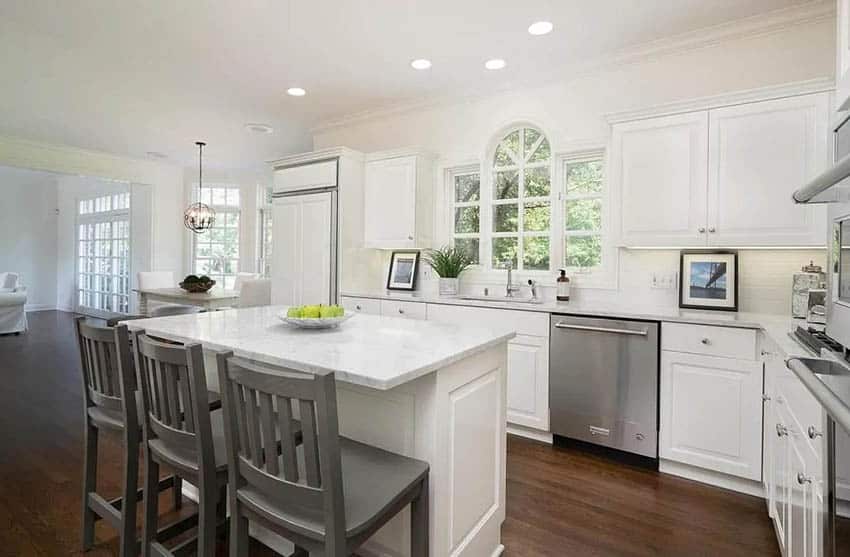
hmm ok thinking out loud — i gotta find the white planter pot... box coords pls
[438,277,459,297]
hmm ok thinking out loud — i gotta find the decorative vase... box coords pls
[439,277,459,297]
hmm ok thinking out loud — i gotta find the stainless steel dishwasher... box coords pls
[549,314,660,465]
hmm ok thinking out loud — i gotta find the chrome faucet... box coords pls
[505,262,521,297]
[527,279,539,300]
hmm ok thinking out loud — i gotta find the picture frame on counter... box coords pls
[386,251,420,291]
[679,250,738,312]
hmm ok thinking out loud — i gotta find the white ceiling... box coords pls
[0,0,820,170]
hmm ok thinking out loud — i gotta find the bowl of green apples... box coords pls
[279,304,352,329]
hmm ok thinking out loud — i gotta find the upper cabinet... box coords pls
[363,150,434,249]
[611,112,709,247]
[837,0,850,112]
[611,92,829,247]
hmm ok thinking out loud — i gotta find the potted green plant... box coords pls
[423,246,473,296]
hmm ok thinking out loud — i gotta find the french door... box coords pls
[76,192,131,317]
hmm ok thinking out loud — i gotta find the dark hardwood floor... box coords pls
[0,310,813,556]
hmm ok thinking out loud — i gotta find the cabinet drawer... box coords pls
[340,296,381,315]
[380,299,427,320]
[662,322,757,360]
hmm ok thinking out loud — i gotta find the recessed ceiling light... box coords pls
[145,151,167,159]
[528,21,554,36]
[245,123,274,134]
[485,59,506,70]
[410,58,432,70]
[287,87,306,97]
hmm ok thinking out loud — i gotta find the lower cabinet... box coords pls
[659,326,764,481]
[421,303,550,431]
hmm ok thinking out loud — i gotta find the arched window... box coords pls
[490,126,551,270]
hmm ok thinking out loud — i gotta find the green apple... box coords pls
[286,306,302,318]
[302,305,321,318]
[319,305,336,318]
[334,305,345,317]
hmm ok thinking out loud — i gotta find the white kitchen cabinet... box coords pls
[838,0,850,112]
[426,303,550,431]
[611,92,829,248]
[339,295,381,315]
[379,298,427,320]
[272,159,337,193]
[270,192,334,306]
[707,95,828,247]
[611,112,709,247]
[660,346,764,481]
[363,150,434,249]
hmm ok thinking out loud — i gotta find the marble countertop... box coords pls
[124,305,515,390]
[342,289,794,330]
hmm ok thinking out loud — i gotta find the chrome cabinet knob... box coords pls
[355,304,362,311]
[698,227,706,233]
[807,426,823,439]
[407,235,414,241]
[776,423,788,437]
[700,338,711,345]
[708,227,716,233]
[398,308,404,314]
[797,472,812,485]
[762,394,771,402]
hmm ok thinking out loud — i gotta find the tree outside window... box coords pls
[563,157,604,270]
[451,169,481,265]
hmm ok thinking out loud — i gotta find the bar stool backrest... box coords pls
[217,356,346,547]
[132,331,215,479]
[75,317,126,415]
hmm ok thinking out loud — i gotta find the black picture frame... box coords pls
[678,250,739,312]
[386,251,420,291]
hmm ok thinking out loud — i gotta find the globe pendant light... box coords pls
[184,141,216,233]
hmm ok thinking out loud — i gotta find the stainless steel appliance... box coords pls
[549,314,660,465]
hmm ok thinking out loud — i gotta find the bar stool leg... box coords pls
[172,476,183,509]
[81,423,99,550]
[229,501,249,557]
[197,483,218,557]
[119,433,140,557]
[410,476,429,557]
[141,456,159,557]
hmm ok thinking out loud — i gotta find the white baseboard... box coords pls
[507,424,553,444]
[659,459,765,498]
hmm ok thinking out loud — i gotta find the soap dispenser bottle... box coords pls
[557,269,570,302]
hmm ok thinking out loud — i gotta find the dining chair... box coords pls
[233,272,260,292]
[137,271,202,318]
[75,318,190,557]
[237,278,271,308]
[217,355,430,557]
[131,330,229,556]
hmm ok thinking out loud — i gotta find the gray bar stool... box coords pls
[131,330,231,557]
[216,355,431,557]
[75,318,188,557]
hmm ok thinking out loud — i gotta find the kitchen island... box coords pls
[126,305,515,557]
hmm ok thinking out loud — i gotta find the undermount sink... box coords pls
[456,295,545,305]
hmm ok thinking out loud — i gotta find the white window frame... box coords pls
[75,191,132,317]
[449,165,482,266]
[256,184,273,277]
[191,183,242,289]
[553,148,617,289]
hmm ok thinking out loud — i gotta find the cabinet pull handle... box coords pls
[776,423,788,437]
[708,227,716,233]
[407,235,414,241]
[700,338,711,345]
[761,349,773,357]
[398,308,405,314]
[698,227,706,233]
[797,472,812,485]
[807,426,823,439]
[762,394,771,402]
[356,305,362,310]
[554,322,648,336]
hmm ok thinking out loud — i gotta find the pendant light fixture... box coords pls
[184,141,216,233]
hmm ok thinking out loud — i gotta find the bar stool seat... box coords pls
[237,436,429,541]
[87,393,221,432]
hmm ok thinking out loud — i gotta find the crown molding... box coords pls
[266,146,364,169]
[311,0,835,135]
[605,77,835,124]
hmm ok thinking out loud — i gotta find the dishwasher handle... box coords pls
[554,322,649,337]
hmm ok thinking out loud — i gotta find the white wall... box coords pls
[0,167,58,309]
[314,17,836,315]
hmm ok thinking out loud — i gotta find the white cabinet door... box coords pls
[838,0,850,112]
[364,156,417,248]
[787,423,823,557]
[611,112,709,247]
[707,94,828,247]
[270,192,334,306]
[660,350,764,480]
[426,303,550,430]
[273,160,337,194]
[772,395,791,556]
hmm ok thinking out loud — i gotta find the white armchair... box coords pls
[0,273,27,334]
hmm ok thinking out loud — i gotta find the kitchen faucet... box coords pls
[505,262,522,297]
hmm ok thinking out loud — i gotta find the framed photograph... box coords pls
[679,250,738,312]
[386,251,420,291]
